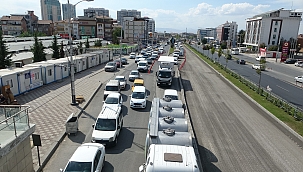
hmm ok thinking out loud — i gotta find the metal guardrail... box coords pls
[0,105,31,137]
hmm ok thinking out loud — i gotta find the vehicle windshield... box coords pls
[139,63,146,66]
[107,63,114,66]
[95,119,116,131]
[105,86,119,91]
[130,71,138,75]
[132,92,145,99]
[165,95,178,100]
[115,78,125,82]
[104,97,119,104]
[158,71,171,78]
[134,83,143,86]
[64,161,92,172]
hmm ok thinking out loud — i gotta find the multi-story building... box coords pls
[40,0,62,22]
[244,9,302,50]
[117,9,141,26]
[197,28,217,42]
[36,20,54,36]
[124,17,146,43]
[10,11,39,34]
[0,15,27,36]
[76,16,96,39]
[216,21,238,47]
[53,20,69,38]
[62,3,76,20]
[96,16,113,41]
[84,8,109,18]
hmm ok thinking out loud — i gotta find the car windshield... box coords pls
[107,63,114,66]
[134,83,143,86]
[104,97,119,104]
[165,95,178,100]
[158,71,171,78]
[115,77,125,81]
[95,119,116,131]
[130,71,138,75]
[139,63,146,66]
[64,161,92,172]
[132,92,145,99]
[105,86,118,91]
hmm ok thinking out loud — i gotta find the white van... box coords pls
[139,144,200,172]
[91,106,123,147]
[103,80,120,100]
[130,86,148,109]
[231,48,240,55]
[137,60,148,72]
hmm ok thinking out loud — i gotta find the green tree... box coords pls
[197,42,201,45]
[59,41,64,58]
[78,42,84,54]
[31,34,46,62]
[0,31,13,69]
[257,59,266,93]
[112,28,123,45]
[220,42,227,49]
[51,35,60,59]
[94,39,102,47]
[202,38,207,44]
[238,30,245,45]
[259,43,266,48]
[85,38,90,48]
[225,49,230,70]
[217,47,223,62]
[268,45,278,51]
[210,47,215,60]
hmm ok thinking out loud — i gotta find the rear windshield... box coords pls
[64,161,92,172]
[130,71,138,75]
[106,86,119,91]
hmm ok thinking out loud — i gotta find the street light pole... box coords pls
[120,26,122,68]
[67,0,93,105]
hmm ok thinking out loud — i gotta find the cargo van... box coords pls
[91,106,123,147]
[104,80,120,100]
[130,86,148,109]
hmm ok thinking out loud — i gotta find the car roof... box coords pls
[164,89,178,96]
[69,143,102,162]
[115,75,125,79]
[134,78,144,84]
[131,70,139,72]
[106,92,121,98]
[133,86,145,92]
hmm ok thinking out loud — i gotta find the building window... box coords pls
[274,28,277,32]
[275,21,278,25]
[273,34,276,39]
[48,69,52,76]
[272,41,275,45]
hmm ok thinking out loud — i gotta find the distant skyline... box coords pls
[1,0,302,34]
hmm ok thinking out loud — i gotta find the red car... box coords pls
[114,59,122,68]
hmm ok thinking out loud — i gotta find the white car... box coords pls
[115,76,127,89]
[295,61,303,67]
[137,60,148,72]
[102,93,123,113]
[60,143,105,172]
[129,70,140,81]
[130,52,136,59]
[256,56,266,61]
[295,76,303,83]
[163,89,178,100]
[130,86,147,109]
[252,64,265,71]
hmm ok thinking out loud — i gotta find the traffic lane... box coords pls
[183,47,303,172]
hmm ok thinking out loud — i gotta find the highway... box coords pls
[183,46,303,171]
[192,45,303,110]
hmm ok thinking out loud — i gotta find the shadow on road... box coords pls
[67,131,86,144]
[102,161,114,172]
[105,128,134,154]
[198,144,221,172]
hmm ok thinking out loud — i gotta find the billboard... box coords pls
[281,42,289,62]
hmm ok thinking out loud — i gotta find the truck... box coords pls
[156,56,175,86]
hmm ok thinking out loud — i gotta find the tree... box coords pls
[85,38,90,48]
[59,41,64,58]
[296,43,301,55]
[112,27,123,45]
[202,38,207,44]
[78,42,83,54]
[31,34,46,62]
[225,49,230,70]
[51,35,60,59]
[210,47,215,60]
[220,42,227,49]
[268,45,278,51]
[197,42,201,45]
[237,30,245,46]
[257,59,266,93]
[0,31,13,69]
[217,47,223,62]
[94,39,102,47]
[259,43,266,48]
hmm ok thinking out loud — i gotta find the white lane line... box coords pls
[276,85,289,92]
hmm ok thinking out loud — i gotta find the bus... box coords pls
[231,48,240,55]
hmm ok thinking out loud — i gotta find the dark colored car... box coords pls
[114,59,122,68]
[284,59,297,64]
[237,59,246,65]
[121,58,128,65]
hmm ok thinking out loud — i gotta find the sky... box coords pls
[1,0,303,34]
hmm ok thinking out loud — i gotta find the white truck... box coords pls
[156,56,175,86]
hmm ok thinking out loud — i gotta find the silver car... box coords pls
[128,70,140,82]
[105,62,117,72]
[115,76,127,89]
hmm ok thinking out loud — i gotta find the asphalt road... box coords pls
[192,45,303,110]
[182,46,303,172]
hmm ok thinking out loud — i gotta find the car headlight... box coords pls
[109,137,114,142]
[92,137,96,142]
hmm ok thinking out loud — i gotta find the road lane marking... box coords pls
[276,85,289,92]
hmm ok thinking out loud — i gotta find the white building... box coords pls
[124,18,146,43]
[244,8,302,50]
[216,21,238,47]
[84,7,109,18]
[117,9,141,26]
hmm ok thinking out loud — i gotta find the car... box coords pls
[146,57,153,64]
[60,143,105,172]
[121,57,128,65]
[163,89,178,100]
[103,80,120,100]
[226,54,232,60]
[135,55,142,63]
[114,59,122,68]
[104,62,117,72]
[295,76,303,83]
[284,59,297,64]
[102,93,123,111]
[137,60,148,72]
[295,61,303,67]
[150,54,158,60]
[142,54,149,59]
[256,56,266,61]
[129,86,148,109]
[132,78,144,91]
[237,59,246,65]
[129,70,140,81]
[252,64,265,71]
[130,52,136,59]
[115,76,127,89]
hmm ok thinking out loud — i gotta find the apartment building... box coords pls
[53,20,69,38]
[96,16,113,41]
[124,17,146,43]
[0,16,27,36]
[40,0,62,22]
[197,28,216,42]
[77,16,96,39]
[36,20,54,36]
[244,9,302,50]
[84,8,109,18]
[62,3,76,20]
[117,9,141,26]
[10,11,39,34]
[216,21,238,47]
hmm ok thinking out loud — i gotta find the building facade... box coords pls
[36,20,54,36]
[96,16,113,41]
[124,18,146,43]
[40,0,62,22]
[62,3,76,20]
[117,9,141,26]
[10,11,39,34]
[197,28,217,42]
[216,21,238,47]
[84,8,109,18]
[76,16,96,39]
[244,9,302,49]
[0,16,27,36]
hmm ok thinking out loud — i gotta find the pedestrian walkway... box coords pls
[15,63,122,171]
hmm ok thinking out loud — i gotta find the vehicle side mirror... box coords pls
[155,72,158,76]
[92,124,95,128]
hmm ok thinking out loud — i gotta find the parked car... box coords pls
[252,64,265,71]
[105,62,117,72]
[295,76,303,83]
[295,61,303,67]
[129,70,140,81]
[115,76,127,89]
[284,59,297,64]
[114,59,122,68]
[237,59,246,65]
[256,56,266,61]
[121,58,128,65]
[130,52,136,59]
[60,143,105,172]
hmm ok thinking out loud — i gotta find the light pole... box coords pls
[67,0,94,105]
[120,26,122,68]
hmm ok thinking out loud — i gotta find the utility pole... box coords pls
[120,26,122,68]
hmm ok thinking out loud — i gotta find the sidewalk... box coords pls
[15,63,122,171]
